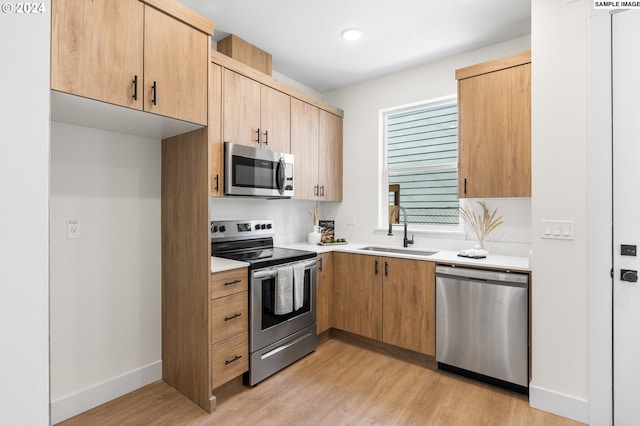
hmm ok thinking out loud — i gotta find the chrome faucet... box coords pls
[388,205,414,248]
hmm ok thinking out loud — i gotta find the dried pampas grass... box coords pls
[459,201,503,249]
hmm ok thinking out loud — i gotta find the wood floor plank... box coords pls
[57,334,584,426]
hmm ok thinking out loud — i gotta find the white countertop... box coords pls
[211,256,249,273]
[280,242,530,272]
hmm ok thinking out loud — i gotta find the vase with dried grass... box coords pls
[459,201,503,252]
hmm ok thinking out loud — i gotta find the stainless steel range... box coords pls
[211,220,318,386]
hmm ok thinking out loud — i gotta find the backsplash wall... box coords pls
[210,197,318,244]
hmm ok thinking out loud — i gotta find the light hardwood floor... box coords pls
[58,332,583,426]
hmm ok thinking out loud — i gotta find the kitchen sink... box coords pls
[358,246,438,257]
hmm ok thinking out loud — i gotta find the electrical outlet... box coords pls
[67,219,81,239]
[346,215,356,225]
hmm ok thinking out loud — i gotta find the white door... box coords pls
[613,10,640,425]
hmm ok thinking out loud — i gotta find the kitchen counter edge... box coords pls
[280,242,530,272]
[211,256,250,273]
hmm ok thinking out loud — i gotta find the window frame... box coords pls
[378,94,463,234]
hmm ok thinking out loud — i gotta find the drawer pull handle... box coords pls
[225,355,242,365]
[224,279,241,286]
[224,312,242,321]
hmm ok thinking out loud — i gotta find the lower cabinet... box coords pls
[332,252,435,356]
[316,252,333,334]
[210,267,249,390]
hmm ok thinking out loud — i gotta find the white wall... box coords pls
[49,122,162,422]
[529,1,590,423]
[0,3,51,424]
[321,36,532,255]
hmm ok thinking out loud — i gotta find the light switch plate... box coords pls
[541,220,574,240]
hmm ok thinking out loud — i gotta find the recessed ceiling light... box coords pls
[341,28,363,42]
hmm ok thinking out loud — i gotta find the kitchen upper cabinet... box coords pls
[456,50,531,198]
[260,86,292,153]
[291,98,343,201]
[332,253,435,355]
[332,252,382,340]
[319,110,343,201]
[51,0,144,110]
[222,69,291,152]
[143,6,208,125]
[316,253,333,334]
[291,98,320,200]
[52,0,209,126]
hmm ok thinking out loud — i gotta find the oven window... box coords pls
[233,155,277,189]
[261,269,311,330]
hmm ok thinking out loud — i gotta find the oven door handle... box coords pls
[252,260,316,279]
[253,270,278,279]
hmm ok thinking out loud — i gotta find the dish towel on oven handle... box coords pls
[274,266,293,315]
[293,263,306,311]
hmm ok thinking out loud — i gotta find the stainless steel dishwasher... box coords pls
[435,265,529,394]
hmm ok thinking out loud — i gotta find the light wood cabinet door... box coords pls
[260,86,291,153]
[209,63,224,196]
[223,69,261,147]
[291,98,320,200]
[319,110,343,201]
[144,5,208,125]
[332,253,382,340]
[316,253,333,334]
[51,0,144,110]
[382,258,435,356]
[457,54,531,198]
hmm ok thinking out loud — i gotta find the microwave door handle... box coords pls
[277,157,286,194]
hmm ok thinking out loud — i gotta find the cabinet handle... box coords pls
[224,355,242,365]
[132,75,138,101]
[224,279,241,286]
[375,260,379,275]
[320,185,325,197]
[224,312,242,321]
[318,257,323,272]
[464,178,467,195]
[314,185,319,196]
[255,128,260,144]
[384,261,389,277]
[214,174,219,192]
[151,81,157,106]
[263,130,269,145]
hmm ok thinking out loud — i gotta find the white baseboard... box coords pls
[50,361,162,425]
[529,381,589,424]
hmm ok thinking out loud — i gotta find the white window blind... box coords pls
[385,100,458,225]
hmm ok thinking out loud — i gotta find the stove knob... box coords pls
[219,225,226,233]
[266,223,272,229]
[255,224,261,230]
[261,224,267,230]
[212,225,218,233]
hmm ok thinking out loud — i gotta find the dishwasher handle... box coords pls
[436,265,528,287]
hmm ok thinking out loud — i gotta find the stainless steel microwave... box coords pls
[224,142,294,198]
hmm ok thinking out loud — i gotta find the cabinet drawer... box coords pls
[211,268,248,299]
[212,331,248,389]
[211,291,248,343]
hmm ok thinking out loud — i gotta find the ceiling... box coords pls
[177,0,531,93]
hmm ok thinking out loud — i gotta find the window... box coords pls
[382,96,459,228]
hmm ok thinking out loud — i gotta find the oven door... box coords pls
[250,259,316,351]
[224,142,294,198]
